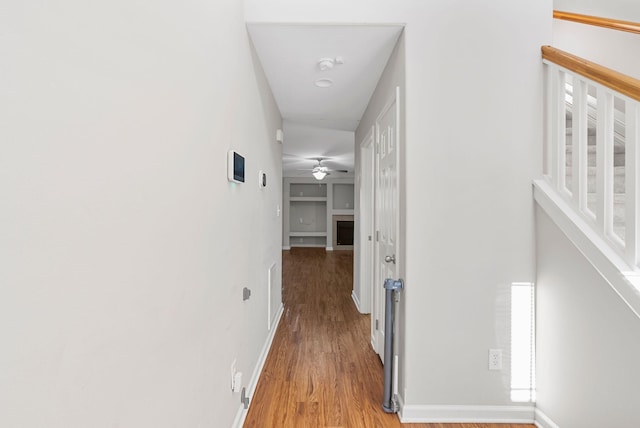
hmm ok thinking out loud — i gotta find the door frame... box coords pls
[357,126,375,317]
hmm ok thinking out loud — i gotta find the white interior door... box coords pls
[373,88,400,362]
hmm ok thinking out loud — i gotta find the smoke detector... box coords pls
[318,58,335,71]
[317,56,345,71]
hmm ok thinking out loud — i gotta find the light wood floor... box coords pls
[243,248,534,428]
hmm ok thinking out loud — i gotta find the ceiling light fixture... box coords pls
[312,170,327,180]
[315,78,333,88]
[312,159,330,180]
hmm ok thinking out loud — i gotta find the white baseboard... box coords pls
[397,393,405,413]
[231,304,284,428]
[351,290,362,312]
[534,408,560,428]
[399,404,535,424]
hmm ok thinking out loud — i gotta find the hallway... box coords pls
[243,248,536,428]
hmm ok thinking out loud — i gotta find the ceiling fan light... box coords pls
[312,170,327,180]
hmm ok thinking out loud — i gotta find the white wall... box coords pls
[535,206,640,427]
[402,2,548,409]
[554,0,640,22]
[246,0,551,417]
[552,22,640,80]
[0,1,282,427]
[552,1,640,79]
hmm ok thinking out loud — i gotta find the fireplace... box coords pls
[332,215,354,250]
[336,221,354,246]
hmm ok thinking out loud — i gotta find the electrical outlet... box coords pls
[489,349,502,370]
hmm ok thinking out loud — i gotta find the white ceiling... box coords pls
[246,23,403,177]
[281,121,354,177]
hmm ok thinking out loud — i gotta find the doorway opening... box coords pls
[246,21,406,422]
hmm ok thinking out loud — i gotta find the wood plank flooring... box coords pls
[243,248,534,428]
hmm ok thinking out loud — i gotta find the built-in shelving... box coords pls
[283,178,354,250]
[332,183,354,210]
[289,197,327,202]
[289,231,327,237]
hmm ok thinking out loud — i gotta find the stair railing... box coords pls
[542,46,640,268]
[553,11,640,35]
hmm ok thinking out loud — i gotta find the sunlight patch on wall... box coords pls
[511,282,536,402]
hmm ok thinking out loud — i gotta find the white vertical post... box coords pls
[604,91,615,238]
[546,64,558,187]
[283,178,291,249]
[543,64,552,178]
[558,71,568,193]
[550,67,563,190]
[595,87,613,235]
[573,77,586,210]
[595,87,605,232]
[626,101,640,268]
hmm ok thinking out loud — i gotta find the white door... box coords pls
[373,88,400,362]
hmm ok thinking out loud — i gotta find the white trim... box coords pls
[351,290,362,313]
[399,404,535,423]
[534,179,640,319]
[397,391,405,412]
[357,125,375,317]
[534,408,560,428]
[231,304,284,428]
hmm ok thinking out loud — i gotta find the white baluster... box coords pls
[554,68,565,190]
[574,77,587,213]
[558,70,568,194]
[603,90,615,240]
[543,64,552,179]
[626,101,640,268]
[595,87,613,235]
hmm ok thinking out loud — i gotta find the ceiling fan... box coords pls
[311,159,330,180]
[283,154,350,180]
[309,158,348,181]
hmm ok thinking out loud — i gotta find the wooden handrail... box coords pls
[542,46,640,102]
[554,10,640,35]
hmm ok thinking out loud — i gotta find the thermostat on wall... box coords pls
[228,150,245,183]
